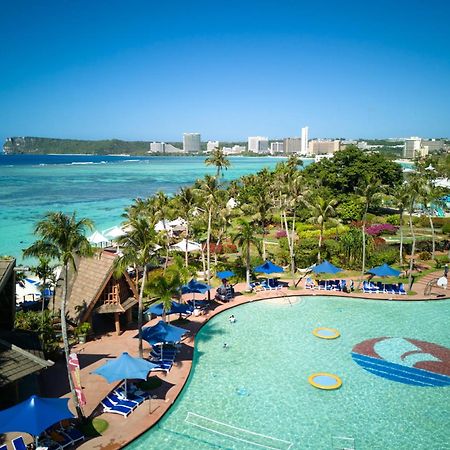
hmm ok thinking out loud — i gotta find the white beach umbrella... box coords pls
[16,279,42,303]
[88,230,109,246]
[170,239,202,253]
[103,226,126,239]
[154,219,172,232]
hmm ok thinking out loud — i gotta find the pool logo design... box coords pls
[351,337,450,386]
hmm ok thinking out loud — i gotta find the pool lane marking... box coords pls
[185,412,293,450]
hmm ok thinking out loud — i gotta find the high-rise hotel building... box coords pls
[183,133,201,152]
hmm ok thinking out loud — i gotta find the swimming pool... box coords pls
[126,296,450,449]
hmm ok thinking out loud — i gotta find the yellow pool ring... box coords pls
[312,327,340,339]
[308,373,342,390]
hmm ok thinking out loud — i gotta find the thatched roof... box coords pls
[55,251,138,324]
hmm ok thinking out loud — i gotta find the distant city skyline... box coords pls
[0,0,449,144]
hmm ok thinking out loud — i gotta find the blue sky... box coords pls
[0,0,449,141]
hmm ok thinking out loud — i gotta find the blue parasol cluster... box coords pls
[312,260,342,274]
[254,260,284,274]
[367,263,401,277]
[141,320,187,346]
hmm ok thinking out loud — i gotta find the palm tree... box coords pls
[153,191,173,270]
[420,181,444,260]
[175,187,197,267]
[145,268,182,322]
[23,212,93,419]
[303,192,338,263]
[232,219,261,289]
[205,148,231,177]
[356,174,382,277]
[196,175,220,285]
[391,183,410,266]
[115,215,158,358]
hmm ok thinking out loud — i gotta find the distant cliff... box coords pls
[3,137,183,155]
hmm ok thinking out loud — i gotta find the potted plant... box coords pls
[75,322,91,344]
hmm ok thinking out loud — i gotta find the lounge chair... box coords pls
[363,281,375,293]
[318,280,326,290]
[149,359,173,373]
[12,437,28,450]
[150,349,176,360]
[107,392,141,409]
[305,277,315,289]
[45,430,73,449]
[0,445,7,450]
[376,281,385,293]
[117,385,150,401]
[58,426,85,445]
[384,284,395,294]
[101,397,134,417]
[398,283,407,295]
[36,437,63,450]
[340,280,347,292]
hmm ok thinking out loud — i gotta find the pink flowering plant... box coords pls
[365,223,398,236]
[275,229,287,239]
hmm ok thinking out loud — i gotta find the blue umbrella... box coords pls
[0,395,74,441]
[254,260,284,274]
[141,320,187,346]
[312,260,342,274]
[216,270,235,279]
[145,300,191,317]
[181,279,211,308]
[367,263,401,277]
[92,352,158,397]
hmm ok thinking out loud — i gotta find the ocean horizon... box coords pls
[0,154,293,262]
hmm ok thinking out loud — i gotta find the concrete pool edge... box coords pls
[120,288,450,449]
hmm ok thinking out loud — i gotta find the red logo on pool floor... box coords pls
[351,337,450,386]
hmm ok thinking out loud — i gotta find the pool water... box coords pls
[126,296,450,449]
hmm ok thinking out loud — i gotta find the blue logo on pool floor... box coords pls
[352,337,450,387]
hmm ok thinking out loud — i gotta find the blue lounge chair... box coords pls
[45,430,73,449]
[0,445,7,450]
[149,359,173,372]
[398,283,406,295]
[107,392,140,408]
[58,426,85,445]
[318,280,326,290]
[36,438,62,450]
[12,437,28,450]
[117,385,150,401]
[376,281,385,293]
[101,397,133,417]
[340,280,347,291]
[384,284,395,294]
[305,277,315,289]
[362,281,372,293]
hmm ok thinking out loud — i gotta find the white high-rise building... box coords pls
[207,140,219,152]
[183,133,201,152]
[248,136,269,153]
[149,142,166,153]
[283,137,302,154]
[403,137,422,159]
[270,142,284,154]
[301,126,309,154]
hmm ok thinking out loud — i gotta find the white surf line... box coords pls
[186,412,293,450]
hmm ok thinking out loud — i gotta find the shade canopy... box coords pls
[0,395,74,436]
[254,260,284,274]
[312,260,342,274]
[92,352,158,384]
[88,230,109,245]
[181,279,211,295]
[216,270,235,279]
[367,263,401,277]
[145,300,191,316]
[141,320,187,346]
[170,239,202,253]
[103,226,126,239]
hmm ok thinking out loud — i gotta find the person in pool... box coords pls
[229,314,236,323]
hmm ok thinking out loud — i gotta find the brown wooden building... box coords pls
[57,251,139,335]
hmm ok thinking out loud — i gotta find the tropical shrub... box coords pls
[442,223,450,234]
[336,197,365,222]
[368,247,398,266]
[365,223,398,236]
[418,251,431,261]
[386,214,401,225]
[435,255,450,268]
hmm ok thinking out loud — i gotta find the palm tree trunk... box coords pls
[137,264,147,358]
[428,214,436,260]
[246,244,251,289]
[206,209,212,285]
[185,221,189,268]
[408,212,416,291]
[290,212,296,284]
[361,208,368,278]
[62,264,83,419]
[200,245,206,281]
[318,225,323,263]
[399,210,404,265]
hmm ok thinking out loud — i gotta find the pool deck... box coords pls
[4,272,449,449]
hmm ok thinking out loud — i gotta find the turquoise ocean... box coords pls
[0,154,295,262]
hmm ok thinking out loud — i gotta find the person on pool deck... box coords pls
[444,263,448,279]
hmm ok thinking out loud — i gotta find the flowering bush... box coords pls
[275,229,287,239]
[365,223,398,236]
